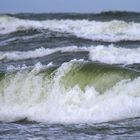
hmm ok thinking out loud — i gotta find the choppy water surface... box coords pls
[0,118,140,140]
[0,11,140,139]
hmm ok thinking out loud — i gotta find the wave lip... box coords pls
[0,61,140,124]
[1,16,140,42]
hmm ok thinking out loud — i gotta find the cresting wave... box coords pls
[1,15,140,42]
[1,45,140,65]
[0,61,140,123]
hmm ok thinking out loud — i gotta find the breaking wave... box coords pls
[0,61,140,123]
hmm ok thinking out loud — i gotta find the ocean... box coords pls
[0,11,140,139]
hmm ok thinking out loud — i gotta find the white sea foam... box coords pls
[89,45,140,64]
[0,61,140,124]
[1,16,140,42]
[6,62,53,72]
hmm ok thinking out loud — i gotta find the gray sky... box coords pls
[0,0,140,13]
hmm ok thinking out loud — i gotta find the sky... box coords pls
[0,0,140,13]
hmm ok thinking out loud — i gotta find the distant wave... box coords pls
[1,15,140,42]
[6,11,140,22]
[1,45,140,65]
